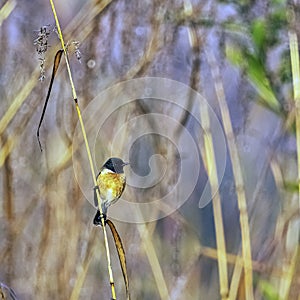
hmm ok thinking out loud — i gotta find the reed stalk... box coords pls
[206,50,254,300]
[49,0,117,298]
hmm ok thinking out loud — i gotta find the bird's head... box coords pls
[103,157,129,174]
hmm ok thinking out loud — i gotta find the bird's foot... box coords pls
[93,210,107,226]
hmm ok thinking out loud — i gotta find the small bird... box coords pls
[93,157,129,225]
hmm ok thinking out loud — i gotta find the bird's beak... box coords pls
[123,162,130,166]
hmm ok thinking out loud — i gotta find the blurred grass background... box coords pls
[0,0,300,299]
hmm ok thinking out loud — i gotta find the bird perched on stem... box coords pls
[93,157,129,225]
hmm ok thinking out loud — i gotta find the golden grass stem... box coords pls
[70,231,98,300]
[69,253,94,300]
[49,0,116,298]
[0,75,37,151]
[279,239,298,299]
[184,3,229,295]
[0,0,16,26]
[206,50,254,300]
[200,98,229,299]
[228,263,243,300]
[137,223,170,299]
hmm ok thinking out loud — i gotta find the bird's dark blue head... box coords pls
[104,157,129,174]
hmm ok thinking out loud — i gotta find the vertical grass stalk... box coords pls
[200,95,228,299]
[282,17,300,300]
[49,0,116,298]
[0,0,17,26]
[184,1,229,295]
[289,23,300,214]
[137,223,170,299]
[206,50,254,300]
[200,98,229,299]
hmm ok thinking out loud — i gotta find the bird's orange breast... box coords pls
[97,171,126,202]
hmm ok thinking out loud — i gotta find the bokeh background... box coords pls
[0,0,299,299]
